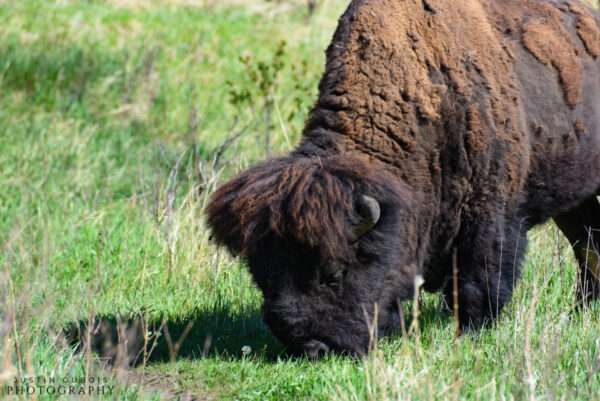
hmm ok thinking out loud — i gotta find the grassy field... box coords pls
[1,0,599,400]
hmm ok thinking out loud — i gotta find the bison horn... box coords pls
[353,195,381,238]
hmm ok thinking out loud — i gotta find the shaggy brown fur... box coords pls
[207,155,409,263]
[207,0,600,357]
[570,2,600,57]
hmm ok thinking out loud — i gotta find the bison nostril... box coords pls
[304,340,330,359]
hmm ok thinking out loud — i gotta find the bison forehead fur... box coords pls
[207,0,600,357]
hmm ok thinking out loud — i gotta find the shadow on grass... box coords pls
[64,297,452,368]
[64,305,287,367]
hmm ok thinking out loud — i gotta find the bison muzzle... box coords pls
[207,0,600,357]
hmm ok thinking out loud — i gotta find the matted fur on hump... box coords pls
[206,156,403,262]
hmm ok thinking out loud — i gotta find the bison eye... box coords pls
[320,268,347,289]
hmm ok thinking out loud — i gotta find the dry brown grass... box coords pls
[105,0,317,13]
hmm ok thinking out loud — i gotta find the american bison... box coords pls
[207,0,600,357]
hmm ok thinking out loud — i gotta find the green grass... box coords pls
[1,1,599,400]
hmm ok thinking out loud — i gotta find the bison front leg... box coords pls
[444,215,527,330]
[553,196,600,306]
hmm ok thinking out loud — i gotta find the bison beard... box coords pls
[207,0,600,357]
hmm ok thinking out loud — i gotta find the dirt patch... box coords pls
[119,369,217,401]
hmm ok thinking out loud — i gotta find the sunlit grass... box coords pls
[1,1,599,400]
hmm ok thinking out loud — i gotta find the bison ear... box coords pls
[353,195,380,238]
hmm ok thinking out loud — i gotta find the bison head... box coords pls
[206,155,417,357]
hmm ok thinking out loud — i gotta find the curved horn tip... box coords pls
[354,195,381,238]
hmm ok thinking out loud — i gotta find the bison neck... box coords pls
[295,0,533,275]
[295,0,600,289]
